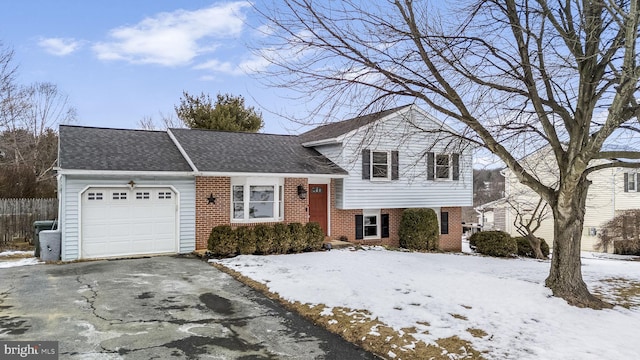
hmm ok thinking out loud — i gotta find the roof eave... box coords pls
[57,169,195,177]
[196,171,349,178]
[301,138,341,147]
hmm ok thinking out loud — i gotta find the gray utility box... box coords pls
[39,230,61,261]
[34,220,57,257]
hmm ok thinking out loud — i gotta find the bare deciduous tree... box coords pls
[256,0,640,308]
[0,44,76,197]
[507,197,551,259]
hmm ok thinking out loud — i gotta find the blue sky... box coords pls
[0,1,299,134]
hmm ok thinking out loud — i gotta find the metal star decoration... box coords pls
[207,193,216,205]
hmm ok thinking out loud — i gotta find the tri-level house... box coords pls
[479,145,640,252]
[56,105,473,260]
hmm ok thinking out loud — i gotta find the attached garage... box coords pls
[57,126,196,261]
[80,187,178,259]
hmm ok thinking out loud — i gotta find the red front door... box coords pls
[308,184,328,235]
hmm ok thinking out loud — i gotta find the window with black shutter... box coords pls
[441,211,449,235]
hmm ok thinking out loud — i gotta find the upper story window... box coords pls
[436,155,450,179]
[427,152,460,181]
[232,178,284,222]
[362,149,399,181]
[624,172,639,192]
[372,151,389,179]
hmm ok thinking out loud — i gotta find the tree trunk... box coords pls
[545,180,612,309]
[525,233,546,259]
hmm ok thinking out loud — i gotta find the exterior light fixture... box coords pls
[127,180,136,189]
[297,185,307,200]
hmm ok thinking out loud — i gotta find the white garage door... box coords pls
[81,187,177,259]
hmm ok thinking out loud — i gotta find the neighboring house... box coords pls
[56,105,473,260]
[475,198,507,231]
[481,145,639,252]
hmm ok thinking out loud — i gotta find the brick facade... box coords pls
[328,180,462,250]
[439,206,463,251]
[195,176,310,250]
[195,176,462,252]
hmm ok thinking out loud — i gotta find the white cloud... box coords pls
[92,2,251,66]
[38,37,81,56]
[194,53,270,76]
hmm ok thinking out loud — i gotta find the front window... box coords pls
[232,178,283,222]
[363,209,381,239]
[371,151,389,179]
[629,173,636,191]
[436,154,450,179]
[249,185,274,219]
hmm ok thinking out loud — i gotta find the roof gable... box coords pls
[168,128,347,175]
[58,125,192,172]
[299,105,411,144]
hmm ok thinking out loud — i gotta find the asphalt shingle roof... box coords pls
[170,128,347,175]
[58,125,192,172]
[299,105,410,143]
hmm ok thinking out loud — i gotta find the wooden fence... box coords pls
[0,198,58,244]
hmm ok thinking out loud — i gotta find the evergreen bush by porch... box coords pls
[236,226,257,255]
[305,222,325,251]
[254,224,275,254]
[399,208,439,250]
[289,222,307,253]
[273,223,292,254]
[208,225,237,256]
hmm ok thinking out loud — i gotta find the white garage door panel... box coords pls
[81,187,177,259]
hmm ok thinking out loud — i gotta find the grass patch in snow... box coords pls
[592,277,640,308]
[466,328,488,338]
[450,313,468,321]
[211,261,485,360]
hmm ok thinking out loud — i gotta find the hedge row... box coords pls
[469,231,549,258]
[208,222,325,257]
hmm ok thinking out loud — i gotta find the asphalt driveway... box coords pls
[0,255,377,359]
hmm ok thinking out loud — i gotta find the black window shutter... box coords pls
[362,149,371,180]
[391,151,399,180]
[381,214,390,238]
[355,215,364,239]
[624,173,629,192]
[427,152,434,180]
[441,211,449,235]
[452,153,460,181]
[637,173,640,192]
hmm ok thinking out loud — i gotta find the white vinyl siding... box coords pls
[314,107,472,210]
[59,175,195,261]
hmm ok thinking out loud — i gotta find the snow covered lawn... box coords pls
[212,247,640,360]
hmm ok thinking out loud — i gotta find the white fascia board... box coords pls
[57,169,194,177]
[167,128,199,172]
[301,138,341,147]
[196,171,349,179]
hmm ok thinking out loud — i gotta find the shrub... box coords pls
[208,225,237,256]
[236,226,257,255]
[289,223,307,253]
[471,231,517,257]
[273,223,292,254]
[399,208,439,250]
[598,209,640,254]
[514,236,550,258]
[254,224,276,255]
[305,222,325,251]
